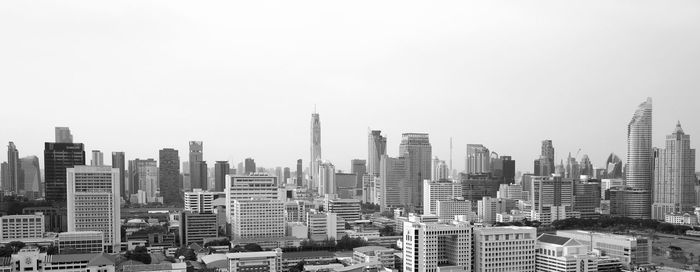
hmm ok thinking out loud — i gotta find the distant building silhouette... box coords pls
[400,133,432,212]
[6,142,19,194]
[466,144,490,174]
[18,156,41,199]
[605,153,623,179]
[244,158,256,175]
[189,141,204,189]
[310,113,322,190]
[296,159,303,186]
[55,127,73,143]
[214,161,230,191]
[367,130,387,177]
[159,148,181,206]
[90,150,104,166]
[111,152,126,199]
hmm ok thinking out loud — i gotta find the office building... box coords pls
[67,166,120,253]
[353,246,396,269]
[423,180,462,215]
[536,233,622,272]
[400,133,432,211]
[18,156,41,199]
[6,142,19,194]
[334,172,358,199]
[225,174,280,204]
[231,199,285,240]
[159,148,181,206]
[0,162,7,194]
[227,250,283,272]
[296,159,303,186]
[0,213,44,242]
[214,161,230,192]
[90,150,104,166]
[466,144,490,174]
[379,155,409,211]
[501,156,515,184]
[368,130,387,177]
[111,152,126,199]
[54,127,73,143]
[556,230,651,269]
[244,158,256,175]
[351,159,367,190]
[529,175,577,224]
[497,183,525,201]
[605,153,623,179]
[282,167,290,186]
[458,173,500,202]
[580,155,594,177]
[402,215,472,272]
[310,113,322,190]
[535,140,556,176]
[285,200,313,223]
[317,161,335,195]
[600,179,624,199]
[436,198,473,222]
[625,97,653,219]
[473,226,537,272]
[572,180,601,219]
[44,142,85,203]
[10,247,116,272]
[58,231,104,253]
[307,211,345,241]
[184,189,221,213]
[180,211,218,246]
[324,194,361,221]
[130,159,159,203]
[434,159,449,181]
[189,141,205,190]
[652,122,696,220]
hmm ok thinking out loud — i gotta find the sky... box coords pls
[1,1,699,173]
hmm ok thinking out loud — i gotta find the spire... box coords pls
[674,121,684,134]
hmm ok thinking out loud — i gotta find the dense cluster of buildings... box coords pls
[0,97,697,271]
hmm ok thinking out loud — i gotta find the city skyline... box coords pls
[1,1,700,173]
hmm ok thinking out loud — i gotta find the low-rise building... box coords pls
[122,262,187,272]
[9,247,115,272]
[324,195,361,222]
[180,212,218,246]
[473,226,537,272]
[0,213,45,242]
[58,231,104,254]
[665,212,699,225]
[307,212,345,241]
[536,233,622,272]
[227,249,283,272]
[353,246,396,269]
[556,230,651,269]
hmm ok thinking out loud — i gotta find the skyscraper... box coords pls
[466,144,490,174]
[625,97,653,219]
[67,166,120,253]
[55,127,73,143]
[501,156,516,184]
[283,167,290,186]
[214,161,230,191]
[605,153,624,179]
[131,159,159,203]
[368,130,387,177]
[379,155,409,211]
[651,122,696,219]
[111,152,126,199]
[159,148,181,206]
[6,142,19,194]
[18,156,41,199]
[580,154,594,177]
[317,161,335,195]
[400,133,432,211]
[296,159,303,186]
[310,113,322,189]
[90,150,104,166]
[0,163,7,193]
[244,158,256,175]
[189,141,204,190]
[351,159,367,188]
[44,142,85,202]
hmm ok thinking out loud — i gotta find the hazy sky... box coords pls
[1,1,699,173]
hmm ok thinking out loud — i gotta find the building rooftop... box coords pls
[123,263,186,272]
[353,246,393,253]
[537,234,572,246]
[46,253,116,265]
[282,251,335,259]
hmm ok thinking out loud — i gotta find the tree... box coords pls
[0,247,13,258]
[125,246,151,264]
[379,225,395,236]
[204,239,230,248]
[380,211,394,219]
[243,243,263,252]
[7,241,25,253]
[174,246,196,261]
[289,261,305,272]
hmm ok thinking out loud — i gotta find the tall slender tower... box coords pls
[111,152,126,199]
[6,142,19,194]
[625,97,653,219]
[651,122,696,219]
[368,130,387,176]
[159,148,181,206]
[399,133,432,212]
[189,141,204,190]
[310,112,322,189]
[296,159,303,186]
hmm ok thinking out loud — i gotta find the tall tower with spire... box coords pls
[310,112,322,190]
[651,122,696,219]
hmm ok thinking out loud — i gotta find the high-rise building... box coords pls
[473,226,537,272]
[422,180,462,215]
[296,159,303,186]
[225,174,281,202]
[652,122,696,219]
[189,141,204,189]
[55,127,73,143]
[310,113,322,190]
[111,152,126,199]
[605,153,623,179]
[536,140,556,176]
[90,150,104,166]
[402,215,472,272]
[351,159,367,189]
[334,172,358,199]
[324,194,361,221]
[307,211,345,241]
[477,196,517,224]
[44,142,85,202]
[399,133,432,211]
[564,153,580,179]
[466,144,490,174]
[379,155,409,211]
[529,175,577,224]
[436,198,473,222]
[67,166,120,253]
[580,155,594,177]
[283,167,290,186]
[214,161,230,191]
[180,211,218,246]
[184,189,221,213]
[6,142,19,194]
[434,160,449,181]
[18,156,41,199]
[244,158,256,175]
[317,161,335,195]
[0,162,8,194]
[131,159,159,203]
[231,199,285,240]
[502,156,516,184]
[368,130,387,177]
[625,97,653,219]
[573,180,602,219]
[159,148,181,206]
